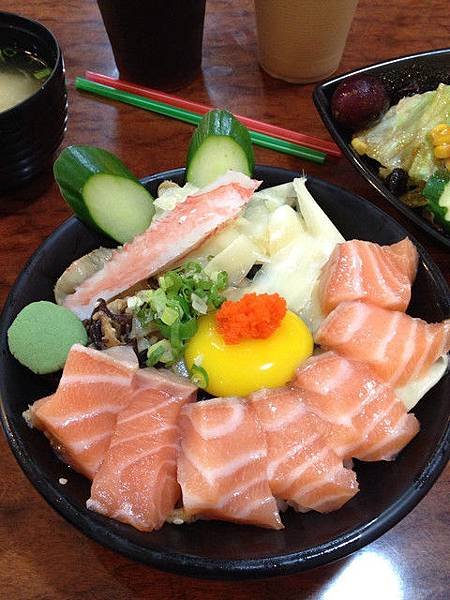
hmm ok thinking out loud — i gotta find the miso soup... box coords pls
[0,46,51,113]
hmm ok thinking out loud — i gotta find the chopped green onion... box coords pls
[214,271,228,288]
[137,289,153,303]
[189,364,209,388]
[150,288,168,317]
[191,292,208,314]
[129,260,228,366]
[127,295,144,311]
[179,319,198,340]
[161,305,179,326]
[147,339,174,366]
[33,67,51,80]
[3,47,17,58]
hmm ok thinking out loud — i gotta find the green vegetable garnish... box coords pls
[129,260,228,367]
[189,364,209,389]
[186,108,255,187]
[33,67,52,80]
[423,170,450,232]
[53,146,154,244]
[147,339,175,367]
[3,47,17,58]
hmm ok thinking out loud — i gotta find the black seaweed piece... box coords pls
[385,168,409,196]
[84,315,104,349]
[84,298,133,349]
[94,299,132,338]
[128,338,148,368]
[247,264,262,280]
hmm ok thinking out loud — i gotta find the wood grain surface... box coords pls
[0,1,448,598]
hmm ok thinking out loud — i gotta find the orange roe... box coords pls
[216,293,287,344]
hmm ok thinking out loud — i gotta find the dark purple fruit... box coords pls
[331,75,390,131]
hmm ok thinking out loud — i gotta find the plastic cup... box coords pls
[97,0,206,91]
[254,0,359,84]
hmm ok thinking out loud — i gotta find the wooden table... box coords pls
[1,1,448,598]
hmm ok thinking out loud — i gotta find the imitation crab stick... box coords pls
[63,172,260,320]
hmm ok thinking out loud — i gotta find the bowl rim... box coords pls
[0,10,64,119]
[312,47,450,248]
[0,166,449,579]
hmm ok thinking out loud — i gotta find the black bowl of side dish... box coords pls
[313,48,450,248]
[0,12,68,192]
[0,166,449,579]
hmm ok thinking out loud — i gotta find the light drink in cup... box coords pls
[254,0,359,84]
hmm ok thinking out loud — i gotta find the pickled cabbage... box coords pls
[236,177,344,332]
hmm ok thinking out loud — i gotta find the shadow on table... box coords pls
[0,168,54,215]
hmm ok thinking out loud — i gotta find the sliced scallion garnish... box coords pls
[3,47,17,58]
[132,260,227,366]
[33,67,51,80]
[189,364,209,388]
[147,339,174,366]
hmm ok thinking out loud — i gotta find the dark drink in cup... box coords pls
[97,0,206,91]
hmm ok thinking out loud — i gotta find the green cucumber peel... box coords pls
[53,145,154,244]
[186,109,254,187]
[423,170,450,231]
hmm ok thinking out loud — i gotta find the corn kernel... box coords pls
[430,123,450,146]
[434,144,450,159]
[351,137,367,155]
[432,123,448,134]
[431,124,449,137]
[433,133,450,145]
[431,124,450,144]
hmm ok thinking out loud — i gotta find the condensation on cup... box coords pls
[254,0,359,84]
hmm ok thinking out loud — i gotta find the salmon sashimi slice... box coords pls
[63,172,261,319]
[87,368,197,531]
[293,352,420,461]
[23,395,53,427]
[133,366,197,408]
[177,396,283,529]
[389,238,419,282]
[30,344,139,479]
[315,301,450,387]
[249,387,359,512]
[318,238,418,314]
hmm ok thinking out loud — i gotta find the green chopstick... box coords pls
[75,77,326,165]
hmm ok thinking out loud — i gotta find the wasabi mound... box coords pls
[8,301,88,374]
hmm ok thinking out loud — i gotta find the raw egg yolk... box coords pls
[184,310,313,397]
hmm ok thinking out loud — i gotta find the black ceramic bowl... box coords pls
[0,12,68,192]
[0,167,449,579]
[313,48,450,248]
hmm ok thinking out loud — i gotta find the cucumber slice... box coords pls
[422,169,450,203]
[423,170,450,232]
[54,145,154,243]
[83,174,155,244]
[186,109,254,187]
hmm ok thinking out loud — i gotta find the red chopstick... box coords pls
[85,71,342,158]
